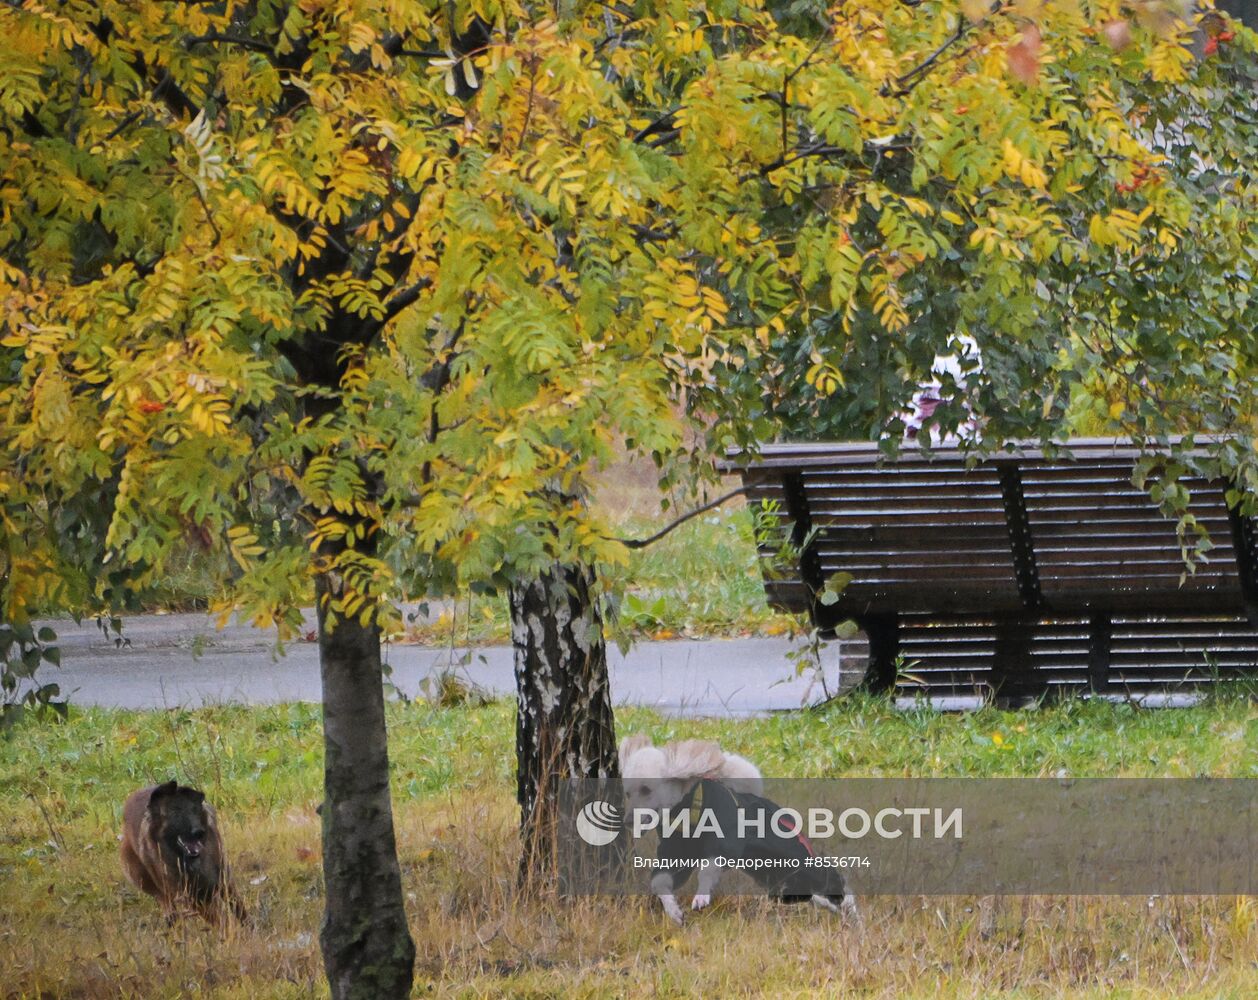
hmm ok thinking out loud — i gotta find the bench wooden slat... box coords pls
[805,513,1011,528]
[814,528,1026,546]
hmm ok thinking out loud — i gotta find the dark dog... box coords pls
[120,781,245,924]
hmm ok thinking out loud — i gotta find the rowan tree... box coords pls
[699,1,1258,507]
[0,1,737,993]
[3,1,1253,998]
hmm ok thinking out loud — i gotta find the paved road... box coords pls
[35,610,847,717]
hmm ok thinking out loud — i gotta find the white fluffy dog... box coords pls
[618,735,763,815]
[618,735,764,920]
[618,735,857,925]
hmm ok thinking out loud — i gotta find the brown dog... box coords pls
[120,781,245,924]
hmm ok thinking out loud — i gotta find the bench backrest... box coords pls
[728,440,1258,625]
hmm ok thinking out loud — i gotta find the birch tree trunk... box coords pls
[510,561,618,882]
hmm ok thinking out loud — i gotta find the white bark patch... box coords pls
[547,575,574,632]
[510,607,531,649]
[525,612,547,656]
[540,680,562,714]
[522,608,561,712]
[569,613,594,655]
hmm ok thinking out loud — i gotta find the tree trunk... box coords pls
[316,571,415,1000]
[510,561,618,882]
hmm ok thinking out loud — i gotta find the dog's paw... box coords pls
[659,894,685,926]
[809,894,841,914]
[691,893,711,911]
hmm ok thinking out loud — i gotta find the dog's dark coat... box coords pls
[120,781,245,924]
[651,779,848,905]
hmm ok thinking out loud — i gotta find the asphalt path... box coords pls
[34,609,848,717]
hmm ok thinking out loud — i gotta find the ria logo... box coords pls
[575,800,622,846]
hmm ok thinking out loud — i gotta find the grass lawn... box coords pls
[1,695,1255,998]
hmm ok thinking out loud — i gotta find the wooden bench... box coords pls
[723,439,1258,702]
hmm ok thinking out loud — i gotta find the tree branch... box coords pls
[756,132,911,179]
[758,142,845,177]
[887,2,1005,98]
[645,128,680,148]
[177,170,222,245]
[414,320,468,485]
[185,32,275,53]
[776,32,832,161]
[149,67,199,119]
[517,60,538,151]
[381,279,432,322]
[631,108,682,145]
[630,223,678,245]
[610,487,748,549]
[104,107,146,141]
[419,321,467,392]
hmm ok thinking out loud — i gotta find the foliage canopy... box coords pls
[2,0,1255,643]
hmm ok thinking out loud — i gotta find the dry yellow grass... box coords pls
[4,788,1257,998]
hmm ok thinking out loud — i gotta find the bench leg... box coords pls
[1087,614,1112,694]
[859,613,900,694]
[991,619,1044,706]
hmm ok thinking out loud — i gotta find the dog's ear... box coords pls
[186,788,206,806]
[664,740,726,780]
[618,734,652,769]
[150,780,179,804]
